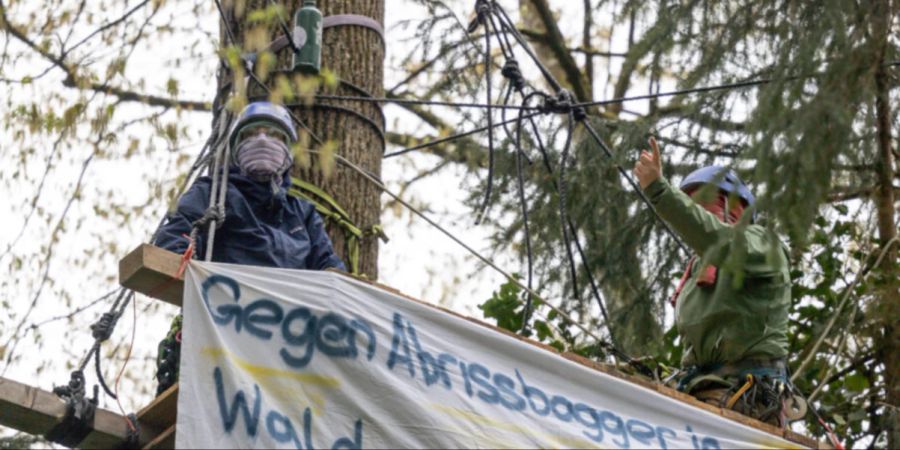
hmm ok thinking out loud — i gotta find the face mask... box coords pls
[688,190,745,224]
[234,134,292,184]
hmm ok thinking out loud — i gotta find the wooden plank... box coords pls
[136,383,178,433]
[0,376,66,437]
[119,244,184,306]
[784,429,822,449]
[143,424,176,450]
[0,376,131,448]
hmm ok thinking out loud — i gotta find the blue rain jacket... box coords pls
[154,169,346,271]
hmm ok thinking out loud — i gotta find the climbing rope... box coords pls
[310,149,653,375]
[474,0,496,225]
[512,93,535,334]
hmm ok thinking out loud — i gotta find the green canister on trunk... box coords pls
[292,0,322,74]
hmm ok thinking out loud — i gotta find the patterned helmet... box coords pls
[679,165,756,208]
[228,101,298,149]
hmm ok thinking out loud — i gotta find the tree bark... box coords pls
[222,0,384,278]
[870,1,898,447]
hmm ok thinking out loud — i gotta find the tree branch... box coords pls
[609,14,674,116]
[655,103,747,132]
[62,78,210,110]
[582,0,593,89]
[61,0,151,58]
[518,29,626,58]
[524,0,590,100]
[0,2,209,111]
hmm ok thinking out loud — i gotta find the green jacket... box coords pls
[645,178,791,368]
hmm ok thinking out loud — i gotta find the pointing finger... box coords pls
[648,137,660,163]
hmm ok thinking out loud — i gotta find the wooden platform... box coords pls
[0,244,824,448]
[0,376,169,448]
[119,244,185,307]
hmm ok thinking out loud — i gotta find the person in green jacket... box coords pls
[634,137,795,426]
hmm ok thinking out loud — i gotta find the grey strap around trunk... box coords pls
[323,14,384,43]
[268,14,384,54]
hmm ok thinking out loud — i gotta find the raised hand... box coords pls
[633,136,662,190]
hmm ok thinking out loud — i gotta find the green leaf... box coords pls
[848,408,867,422]
[534,320,552,342]
[166,78,179,96]
[843,374,869,392]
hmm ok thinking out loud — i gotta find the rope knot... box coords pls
[501,59,526,92]
[90,312,119,342]
[542,90,573,114]
[53,370,86,400]
[476,0,493,17]
[192,205,225,230]
[468,0,493,32]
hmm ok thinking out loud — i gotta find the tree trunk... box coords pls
[870,1,898,446]
[220,0,384,279]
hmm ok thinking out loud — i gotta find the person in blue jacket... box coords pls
[153,101,345,394]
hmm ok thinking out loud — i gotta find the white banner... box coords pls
[176,261,799,449]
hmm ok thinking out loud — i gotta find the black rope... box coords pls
[485,1,688,254]
[557,103,581,301]
[269,0,301,53]
[491,11,586,333]
[384,111,544,158]
[524,112,617,347]
[313,93,540,111]
[286,101,387,150]
[489,10,581,309]
[574,60,900,109]
[215,1,323,148]
[245,77,324,146]
[214,0,237,46]
[499,83,532,164]
[94,345,117,399]
[486,6,515,62]
[481,1,648,365]
[580,119,689,254]
[474,0,496,225]
[514,94,535,334]
[492,2,564,94]
[578,78,779,108]
[46,370,99,448]
[337,78,387,130]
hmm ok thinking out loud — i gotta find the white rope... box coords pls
[204,125,231,261]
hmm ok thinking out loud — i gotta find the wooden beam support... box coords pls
[143,424,176,450]
[119,244,184,306]
[136,383,178,435]
[0,376,147,448]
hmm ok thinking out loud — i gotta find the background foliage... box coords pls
[1,0,897,448]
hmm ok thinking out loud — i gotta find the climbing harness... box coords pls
[673,359,803,427]
[155,314,183,396]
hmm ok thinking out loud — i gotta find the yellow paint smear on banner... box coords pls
[753,441,805,450]
[202,347,339,388]
[434,403,603,449]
